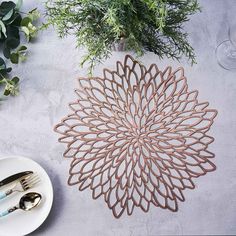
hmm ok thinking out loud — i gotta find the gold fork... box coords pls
[0,174,41,200]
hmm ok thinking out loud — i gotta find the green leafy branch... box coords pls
[45,0,200,73]
[0,0,40,99]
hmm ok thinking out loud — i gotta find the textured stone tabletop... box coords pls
[0,0,235,235]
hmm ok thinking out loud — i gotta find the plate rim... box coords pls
[0,155,54,236]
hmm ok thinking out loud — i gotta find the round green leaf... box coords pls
[11,76,20,84]
[10,13,22,26]
[2,9,14,21]
[3,46,11,58]
[5,37,20,49]
[18,45,27,51]
[5,67,12,73]
[10,52,19,64]
[0,2,16,17]
[6,25,20,38]
[0,57,6,68]
[21,17,31,27]
[4,89,10,96]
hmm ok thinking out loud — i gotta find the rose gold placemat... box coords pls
[54,55,217,218]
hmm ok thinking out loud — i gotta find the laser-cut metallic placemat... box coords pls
[54,55,217,218]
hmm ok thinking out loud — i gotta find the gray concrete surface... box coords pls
[0,0,235,235]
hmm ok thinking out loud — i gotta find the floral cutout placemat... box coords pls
[54,55,217,218]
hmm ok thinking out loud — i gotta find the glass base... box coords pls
[216,40,236,70]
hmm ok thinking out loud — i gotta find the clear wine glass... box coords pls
[216,24,236,70]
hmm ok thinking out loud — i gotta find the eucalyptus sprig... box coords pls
[45,0,200,73]
[0,0,40,99]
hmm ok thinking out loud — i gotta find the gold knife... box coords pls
[0,171,33,188]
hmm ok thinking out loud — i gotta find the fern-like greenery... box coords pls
[45,0,200,72]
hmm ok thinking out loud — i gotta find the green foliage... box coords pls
[0,1,40,99]
[45,0,200,72]
[0,57,18,96]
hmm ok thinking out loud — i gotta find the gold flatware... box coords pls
[0,192,42,217]
[0,174,40,200]
[0,171,33,188]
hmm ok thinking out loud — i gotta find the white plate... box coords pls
[0,155,53,236]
